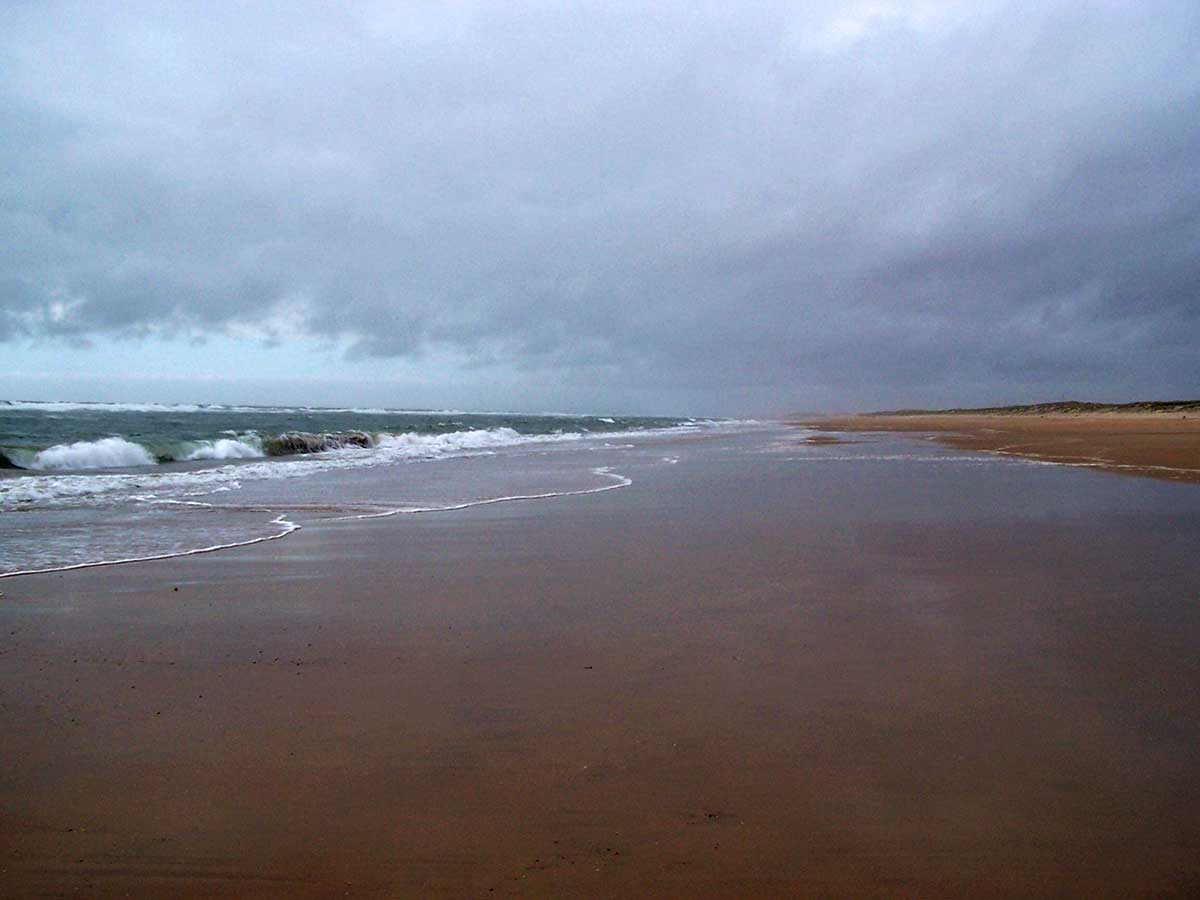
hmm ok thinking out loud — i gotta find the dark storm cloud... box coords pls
[2,1,1198,410]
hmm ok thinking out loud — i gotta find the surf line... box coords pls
[331,465,634,521]
[0,466,634,579]
[0,514,300,580]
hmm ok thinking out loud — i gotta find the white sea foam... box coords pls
[372,426,581,459]
[28,437,156,470]
[0,421,757,512]
[183,438,264,460]
[0,513,300,579]
[0,460,638,577]
[333,466,633,521]
[0,427,577,510]
[4,400,210,413]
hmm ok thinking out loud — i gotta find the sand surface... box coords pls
[2,428,1199,898]
[797,412,1200,483]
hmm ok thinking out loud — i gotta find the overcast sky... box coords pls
[2,1,1198,414]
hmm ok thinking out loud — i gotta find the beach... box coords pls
[796,411,1200,484]
[2,425,1199,898]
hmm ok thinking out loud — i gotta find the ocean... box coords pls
[0,400,734,576]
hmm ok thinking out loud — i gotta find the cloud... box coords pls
[2,0,1198,411]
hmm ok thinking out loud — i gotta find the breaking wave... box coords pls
[0,426,598,473]
[374,426,580,456]
[2,400,212,413]
[26,437,157,470]
[0,427,610,510]
[183,437,264,460]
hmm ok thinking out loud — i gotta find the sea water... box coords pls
[0,401,737,575]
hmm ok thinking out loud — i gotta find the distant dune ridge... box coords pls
[870,400,1200,416]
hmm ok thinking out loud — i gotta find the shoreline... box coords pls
[794,411,1200,484]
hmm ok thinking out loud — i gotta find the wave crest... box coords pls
[183,438,264,460]
[29,437,156,470]
[373,426,575,457]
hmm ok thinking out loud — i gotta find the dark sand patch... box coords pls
[798,434,859,445]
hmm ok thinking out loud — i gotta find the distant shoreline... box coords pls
[795,404,1200,484]
[866,399,1200,416]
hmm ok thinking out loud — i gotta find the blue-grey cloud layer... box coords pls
[3,1,1198,410]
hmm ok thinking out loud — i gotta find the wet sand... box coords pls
[2,430,1200,898]
[797,412,1200,483]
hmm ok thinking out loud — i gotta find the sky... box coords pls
[2,1,1198,415]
